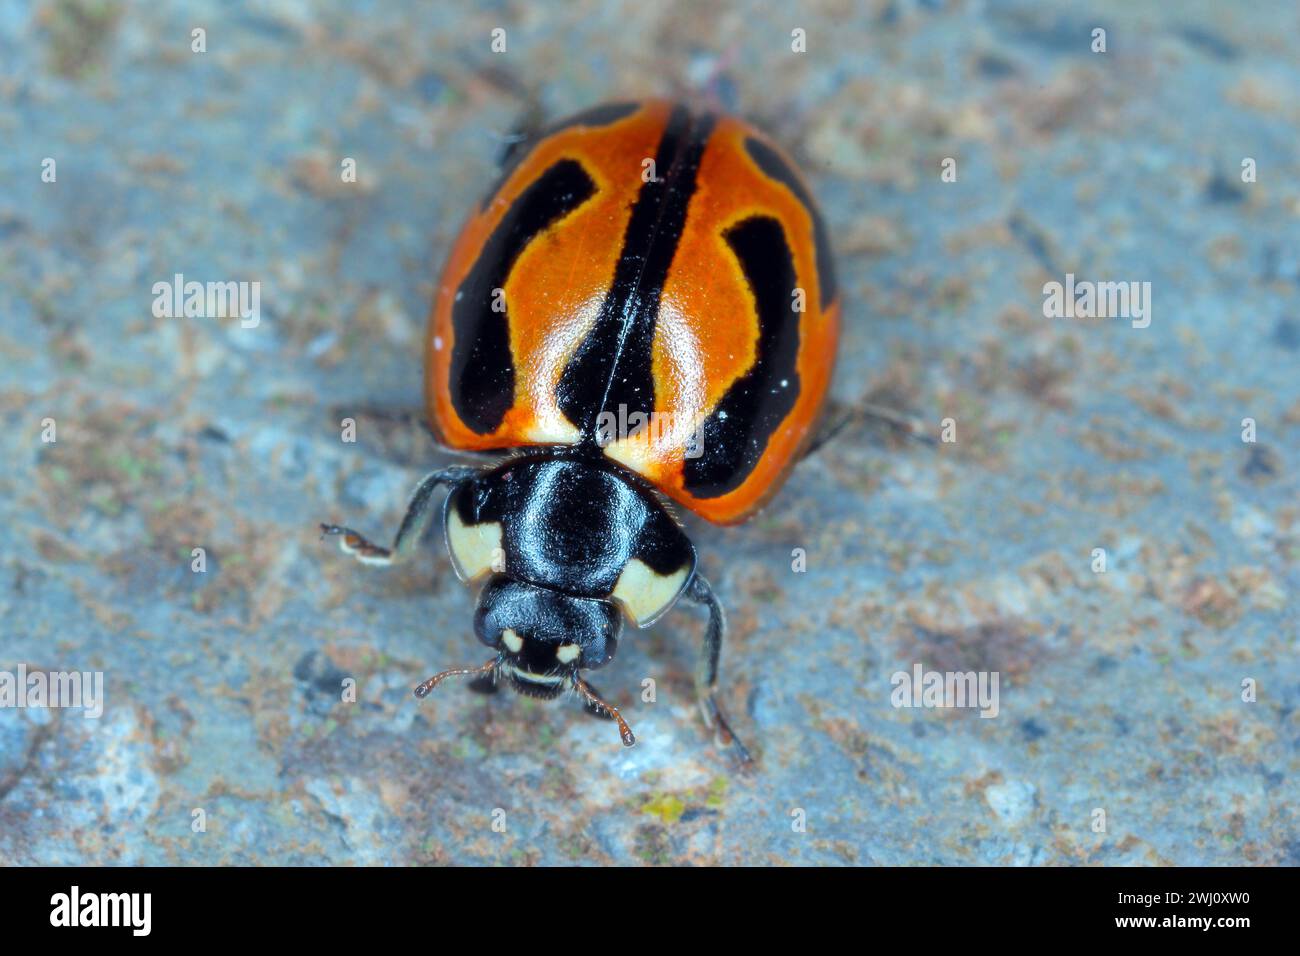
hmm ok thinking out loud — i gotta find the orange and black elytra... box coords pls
[322,99,840,763]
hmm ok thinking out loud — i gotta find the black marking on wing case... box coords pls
[743,135,838,308]
[451,159,597,434]
[683,216,802,498]
[557,105,718,440]
[481,101,641,212]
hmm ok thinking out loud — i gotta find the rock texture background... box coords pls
[1,0,1296,865]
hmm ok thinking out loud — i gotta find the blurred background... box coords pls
[1,0,1296,865]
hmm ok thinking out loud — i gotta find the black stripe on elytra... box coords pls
[556,105,718,439]
[481,102,641,212]
[743,136,838,307]
[450,159,597,434]
[683,216,802,498]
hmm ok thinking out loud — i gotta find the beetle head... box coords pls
[412,575,636,746]
[473,576,621,698]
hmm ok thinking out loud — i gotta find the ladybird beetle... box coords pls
[323,99,839,761]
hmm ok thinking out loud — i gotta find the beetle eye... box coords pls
[579,629,619,670]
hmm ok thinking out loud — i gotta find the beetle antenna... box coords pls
[414,657,500,699]
[574,676,636,747]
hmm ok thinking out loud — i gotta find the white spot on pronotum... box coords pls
[192,808,207,833]
[490,27,506,53]
[191,27,207,53]
[341,677,357,703]
[1241,157,1256,183]
[791,807,806,833]
[612,559,690,626]
[1091,27,1106,53]
[555,643,581,664]
[791,547,806,573]
[1091,807,1106,833]
[790,27,806,53]
[1091,548,1106,573]
[41,417,56,443]
[1241,677,1256,703]
[641,678,656,703]
[446,513,505,581]
[502,629,523,653]
[341,157,357,183]
[491,807,507,832]
[941,157,957,182]
[41,158,56,183]
[941,417,957,443]
[1241,417,1256,443]
[191,547,207,573]
[341,417,356,443]
[433,335,445,351]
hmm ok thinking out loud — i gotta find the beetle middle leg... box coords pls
[684,574,753,766]
[321,465,479,567]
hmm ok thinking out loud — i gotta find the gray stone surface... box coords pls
[1,0,1296,865]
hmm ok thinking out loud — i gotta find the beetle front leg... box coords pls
[321,465,479,567]
[685,574,753,766]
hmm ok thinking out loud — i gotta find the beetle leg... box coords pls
[684,574,753,766]
[320,465,479,567]
[573,676,636,746]
[802,398,935,460]
[466,672,500,695]
[576,680,616,720]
